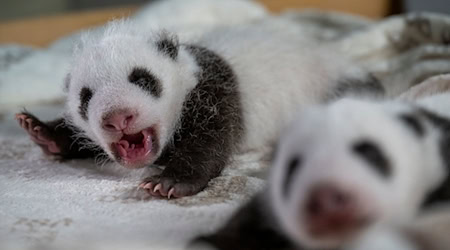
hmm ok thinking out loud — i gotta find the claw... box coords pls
[143,183,153,189]
[153,183,162,193]
[15,114,24,120]
[47,142,60,153]
[168,188,175,199]
[25,119,33,130]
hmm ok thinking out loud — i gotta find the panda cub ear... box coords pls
[155,30,179,60]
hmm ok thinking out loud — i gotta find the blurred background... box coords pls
[0,0,449,47]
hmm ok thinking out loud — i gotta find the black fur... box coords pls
[128,67,162,98]
[398,113,425,137]
[79,87,93,120]
[156,31,179,60]
[327,74,384,101]
[191,194,297,250]
[150,45,244,196]
[353,140,391,177]
[19,112,102,159]
[443,27,450,45]
[284,156,302,198]
[419,109,450,207]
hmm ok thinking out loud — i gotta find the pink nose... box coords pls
[305,184,362,236]
[102,110,135,132]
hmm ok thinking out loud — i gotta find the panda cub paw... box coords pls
[139,174,207,199]
[15,113,61,155]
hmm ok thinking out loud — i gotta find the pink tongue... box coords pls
[116,133,152,159]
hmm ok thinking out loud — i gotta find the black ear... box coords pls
[155,31,179,60]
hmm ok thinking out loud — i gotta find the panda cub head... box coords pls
[269,98,446,249]
[64,20,199,168]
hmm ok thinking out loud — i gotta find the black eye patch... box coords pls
[353,140,391,177]
[398,113,425,137]
[283,155,302,198]
[128,67,162,98]
[79,87,93,121]
[156,38,179,60]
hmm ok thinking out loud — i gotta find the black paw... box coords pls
[15,113,61,155]
[139,174,208,199]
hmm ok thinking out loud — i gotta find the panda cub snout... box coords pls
[301,138,394,239]
[99,108,159,168]
[304,182,372,239]
[101,108,137,132]
[277,149,381,248]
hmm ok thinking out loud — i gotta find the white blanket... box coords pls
[0,105,266,250]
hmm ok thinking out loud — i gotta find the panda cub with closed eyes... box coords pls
[194,94,450,249]
[15,19,383,198]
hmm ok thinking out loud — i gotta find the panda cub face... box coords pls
[64,22,199,168]
[269,98,445,249]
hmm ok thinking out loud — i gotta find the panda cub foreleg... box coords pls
[15,112,100,159]
[139,45,243,198]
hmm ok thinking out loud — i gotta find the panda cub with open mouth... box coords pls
[15,18,383,199]
[195,94,450,249]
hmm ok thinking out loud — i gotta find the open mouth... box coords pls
[111,127,157,167]
[306,214,372,241]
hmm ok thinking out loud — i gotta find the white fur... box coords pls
[65,18,369,167]
[66,22,199,161]
[194,17,370,152]
[268,97,447,249]
[347,226,417,250]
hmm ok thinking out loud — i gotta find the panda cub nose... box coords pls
[102,109,136,132]
[305,184,364,237]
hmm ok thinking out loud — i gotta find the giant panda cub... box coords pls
[15,19,383,198]
[194,93,450,249]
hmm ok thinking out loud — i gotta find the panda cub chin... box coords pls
[194,93,450,249]
[15,18,384,198]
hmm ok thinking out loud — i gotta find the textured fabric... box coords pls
[0,104,267,250]
[3,4,450,250]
